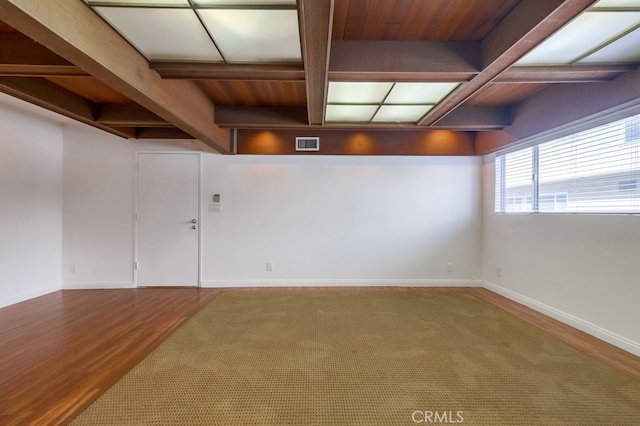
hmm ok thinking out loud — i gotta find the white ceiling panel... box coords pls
[578,27,640,63]
[384,82,459,105]
[327,82,393,104]
[96,7,223,61]
[516,11,640,65]
[88,0,189,5]
[199,9,301,63]
[372,105,433,123]
[193,0,296,5]
[325,105,378,122]
[592,0,640,7]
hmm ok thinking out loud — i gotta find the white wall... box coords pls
[61,124,483,287]
[0,100,63,307]
[482,156,640,355]
[62,126,207,288]
[202,155,482,286]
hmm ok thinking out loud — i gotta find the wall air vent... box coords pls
[295,137,320,152]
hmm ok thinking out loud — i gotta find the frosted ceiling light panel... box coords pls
[96,7,223,61]
[516,12,640,65]
[193,0,297,5]
[384,82,459,104]
[372,105,433,123]
[327,82,393,104]
[87,0,189,5]
[199,9,301,62]
[325,105,378,122]
[592,0,640,7]
[578,27,640,63]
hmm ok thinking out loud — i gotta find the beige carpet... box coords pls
[71,290,640,425]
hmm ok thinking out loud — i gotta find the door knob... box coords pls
[191,219,197,224]
[192,225,197,230]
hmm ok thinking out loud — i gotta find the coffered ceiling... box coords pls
[1,0,639,155]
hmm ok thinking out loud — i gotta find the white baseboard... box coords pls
[201,278,481,288]
[0,284,60,309]
[63,281,135,290]
[482,280,640,357]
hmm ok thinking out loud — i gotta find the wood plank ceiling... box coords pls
[0,0,639,155]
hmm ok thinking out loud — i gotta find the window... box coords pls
[626,115,640,143]
[495,113,640,214]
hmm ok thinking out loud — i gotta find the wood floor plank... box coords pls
[0,286,637,425]
[468,287,640,382]
[0,288,221,425]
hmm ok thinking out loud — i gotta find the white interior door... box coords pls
[136,153,200,287]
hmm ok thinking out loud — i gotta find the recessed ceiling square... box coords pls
[579,27,640,63]
[516,11,640,65]
[592,0,640,7]
[95,7,223,61]
[199,9,301,62]
[87,0,189,5]
[372,105,433,123]
[325,105,378,122]
[193,0,296,5]
[384,82,459,105]
[327,82,393,104]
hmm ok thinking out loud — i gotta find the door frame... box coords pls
[133,150,203,288]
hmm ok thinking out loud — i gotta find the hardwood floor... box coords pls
[0,288,221,425]
[0,286,638,425]
[468,287,640,382]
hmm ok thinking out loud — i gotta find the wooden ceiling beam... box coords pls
[419,0,599,126]
[136,127,193,139]
[299,0,333,125]
[0,32,87,77]
[495,65,635,83]
[430,106,512,130]
[215,104,508,130]
[215,105,309,128]
[0,76,133,139]
[329,41,480,82]
[150,62,305,81]
[96,103,172,127]
[0,0,230,153]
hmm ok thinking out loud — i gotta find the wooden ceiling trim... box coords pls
[0,0,230,153]
[108,127,137,138]
[150,62,305,81]
[96,103,171,128]
[464,82,551,108]
[215,104,507,131]
[215,105,309,128]
[476,66,640,154]
[299,0,334,125]
[136,127,193,139]
[419,0,598,126]
[237,128,475,156]
[0,76,133,139]
[430,106,512,130]
[329,40,480,82]
[0,32,87,77]
[0,64,87,77]
[495,65,635,83]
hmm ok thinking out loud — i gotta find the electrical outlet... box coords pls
[496,267,502,278]
[447,263,453,273]
[266,262,273,272]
